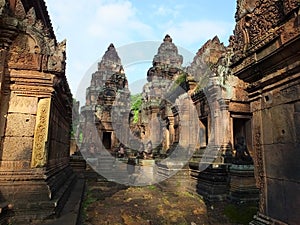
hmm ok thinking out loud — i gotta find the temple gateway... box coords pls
[0,0,299,224]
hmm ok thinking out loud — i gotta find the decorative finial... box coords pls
[163,34,172,43]
[108,43,115,50]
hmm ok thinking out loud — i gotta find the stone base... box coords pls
[0,166,75,224]
[250,212,288,225]
[134,160,156,185]
[156,162,190,192]
[229,164,259,203]
[70,153,87,178]
[189,163,229,202]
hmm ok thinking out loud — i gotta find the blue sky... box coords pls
[44,0,237,103]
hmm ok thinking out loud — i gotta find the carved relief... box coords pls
[281,7,300,43]
[253,126,266,213]
[31,98,51,168]
[232,0,288,63]
[8,94,38,114]
[0,0,6,15]
[235,0,257,20]
[7,34,42,70]
[13,0,26,20]
[47,40,66,73]
[283,0,300,15]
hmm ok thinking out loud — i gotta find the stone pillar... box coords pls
[149,107,161,147]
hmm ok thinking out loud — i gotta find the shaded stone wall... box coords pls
[0,0,73,222]
[231,0,300,224]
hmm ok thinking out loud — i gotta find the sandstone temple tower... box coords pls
[140,35,185,151]
[80,43,130,154]
[0,0,73,223]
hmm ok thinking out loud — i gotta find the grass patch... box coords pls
[147,185,156,190]
[82,188,97,223]
[224,203,258,225]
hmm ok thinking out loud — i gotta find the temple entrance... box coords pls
[232,117,252,151]
[102,132,112,149]
[199,118,208,147]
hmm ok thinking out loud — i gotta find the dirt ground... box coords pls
[83,179,235,225]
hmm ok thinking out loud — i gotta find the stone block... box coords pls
[266,178,287,223]
[261,109,273,145]
[2,137,33,161]
[264,144,300,181]
[284,180,300,224]
[8,95,38,115]
[262,105,296,144]
[5,114,36,137]
[271,105,296,144]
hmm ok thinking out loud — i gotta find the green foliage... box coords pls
[224,203,258,225]
[79,132,83,143]
[147,185,156,190]
[175,73,187,85]
[130,93,142,123]
[82,189,97,224]
[170,72,187,92]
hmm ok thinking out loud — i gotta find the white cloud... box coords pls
[165,20,233,47]
[155,6,178,17]
[87,1,155,44]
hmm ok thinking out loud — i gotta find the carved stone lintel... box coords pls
[31,98,51,168]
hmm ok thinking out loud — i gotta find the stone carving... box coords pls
[234,136,252,164]
[24,7,37,26]
[253,126,266,214]
[31,98,51,168]
[47,39,66,73]
[283,0,300,15]
[187,36,226,85]
[0,0,6,15]
[231,0,293,63]
[13,0,26,20]
[235,0,257,20]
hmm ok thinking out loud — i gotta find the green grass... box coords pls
[147,185,156,190]
[224,203,258,225]
[82,188,97,224]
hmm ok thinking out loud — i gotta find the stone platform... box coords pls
[228,164,259,203]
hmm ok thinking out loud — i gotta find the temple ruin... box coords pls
[0,0,299,224]
[0,0,74,223]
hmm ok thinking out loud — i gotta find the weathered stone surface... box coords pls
[31,98,51,168]
[2,137,33,161]
[81,43,130,153]
[8,95,38,114]
[231,1,300,224]
[264,143,300,181]
[0,0,73,223]
[5,113,36,137]
[152,34,183,69]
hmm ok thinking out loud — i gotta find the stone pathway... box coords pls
[83,179,233,225]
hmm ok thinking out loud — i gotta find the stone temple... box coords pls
[0,0,300,224]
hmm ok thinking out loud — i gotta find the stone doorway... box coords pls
[232,117,251,150]
[102,132,112,149]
